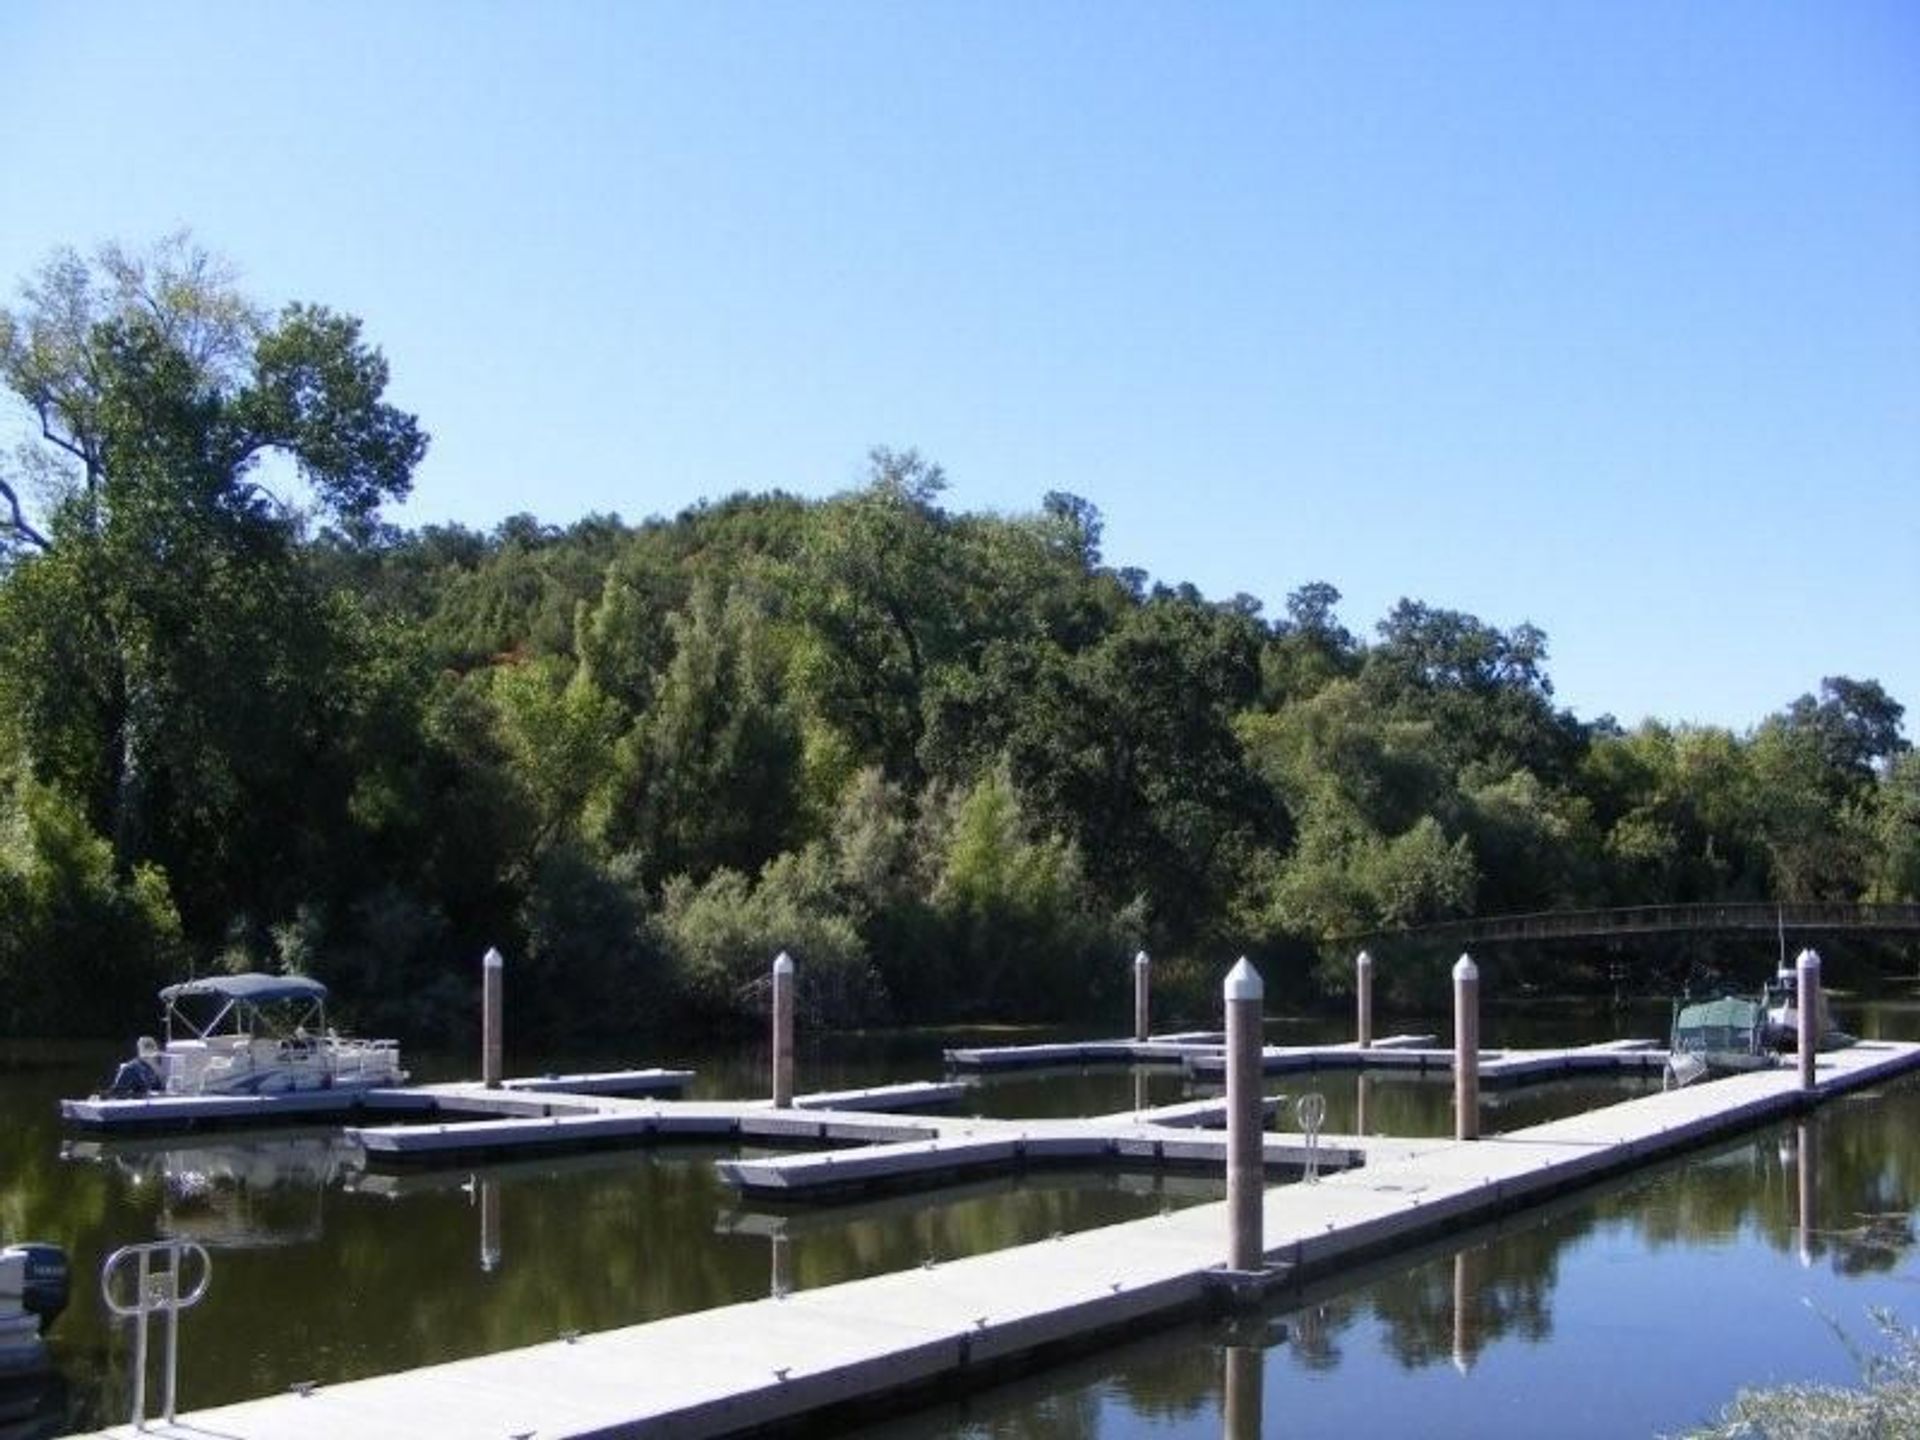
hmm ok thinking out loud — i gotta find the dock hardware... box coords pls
[102,1238,212,1430]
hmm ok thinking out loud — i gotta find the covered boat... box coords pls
[1665,995,1777,1089]
[102,973,405,1098]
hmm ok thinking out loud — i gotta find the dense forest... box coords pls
[2,242,1915,1043]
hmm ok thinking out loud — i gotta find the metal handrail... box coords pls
[102,1239,213,1429]
[1295,1092,1327,1184]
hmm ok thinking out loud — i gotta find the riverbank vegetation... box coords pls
[3,241,1915,1042]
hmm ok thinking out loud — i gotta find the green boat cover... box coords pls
[1673,996,1763,1053]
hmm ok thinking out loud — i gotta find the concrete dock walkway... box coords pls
[88,1038,1920,1440]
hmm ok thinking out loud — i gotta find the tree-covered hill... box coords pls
[3,243,1914,1041]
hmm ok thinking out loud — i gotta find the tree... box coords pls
[0,237,425,949]
[1783,676,1909,787]
[1,237,423,555]
[599,581,803,886]
[785,448,962,781]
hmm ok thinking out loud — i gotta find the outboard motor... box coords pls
[0,1244,64,1383]
[9,1247,67,1329]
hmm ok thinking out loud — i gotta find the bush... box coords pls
[653,847,882,1028]
[1677,1311,1920,1440]
[0,779,184,1035]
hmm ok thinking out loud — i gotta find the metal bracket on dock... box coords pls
[102,1238,212,1430]
[1205,1262,1292,1310]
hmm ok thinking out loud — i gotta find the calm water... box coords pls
[1,1001,1915,1437]
[859,1004,1920,1440]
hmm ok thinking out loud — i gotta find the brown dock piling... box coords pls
[1453,953,1479,1141]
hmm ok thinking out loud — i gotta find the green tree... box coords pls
[785,448,964,781]
[600,581,803,886]
[0,237,425,956]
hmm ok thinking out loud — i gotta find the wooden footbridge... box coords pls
[1351,900,1920,951]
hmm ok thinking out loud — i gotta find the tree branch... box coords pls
[34,402,96,475]
[0,477,50,551]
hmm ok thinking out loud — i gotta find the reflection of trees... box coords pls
[1270,1078,1920,1387]
[1366,1222,1568,1369]
[1104,1333,1217,1428]
[1595,1098,1920,1278]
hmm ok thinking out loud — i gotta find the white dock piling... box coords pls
[772,951,795,1109]
[1225,957,1265,1272]
[482,947,504,1090]
[1134,951,1151,1042]
[1797,947,1821,1091]
[1356,949,1374,1049]
[1453,953,1480,1141]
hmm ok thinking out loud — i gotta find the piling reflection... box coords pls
[1451,1243,1484,1375]
[478,1178,501,1275]
[1798,1117,1818,1269]
[1220,1342,1262,1439]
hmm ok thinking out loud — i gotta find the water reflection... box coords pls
[1798,1117,1818,1269]
[478,1178,501,1275]
[851,1075,1920,1439]
[1221,1342,1262,1439]
[62,1131,360,1252]
[7,1009,1917,1438]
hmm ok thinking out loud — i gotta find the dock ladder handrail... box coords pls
[101,1238,213,1430]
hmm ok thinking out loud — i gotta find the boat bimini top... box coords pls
[158,973,331,1042]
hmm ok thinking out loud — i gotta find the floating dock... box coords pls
[943,1031,1225,1070]
[88,1039,1920,1440]
[715,1092,1359,1200]
[1181,1036,1668,1085]
[58,1067,694,1132]
[944,1030,1667,1087]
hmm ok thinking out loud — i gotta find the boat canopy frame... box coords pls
[157,974,331,1044]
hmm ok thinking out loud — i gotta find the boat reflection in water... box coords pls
[61,1130,363,1251]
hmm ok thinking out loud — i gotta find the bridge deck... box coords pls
[91,1040,1920,1440]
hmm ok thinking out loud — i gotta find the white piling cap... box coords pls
[1452,953,1478,981]
[1134,950,1150,970]
[1356,949,1373,970]
[773,951,794,976]
[483,947,505,969]
[1224,956,1264,1001]
[1796,948,1821,971]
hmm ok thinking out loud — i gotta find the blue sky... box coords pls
[3,3,1915,731]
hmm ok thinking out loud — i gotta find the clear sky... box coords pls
[4,2,1915,731]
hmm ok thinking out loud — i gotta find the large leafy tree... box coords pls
[0,236,426,941]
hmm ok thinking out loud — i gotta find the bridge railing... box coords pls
[1350,901,1920,949]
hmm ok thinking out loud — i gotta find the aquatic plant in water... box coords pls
[1680,1309,1920,1439]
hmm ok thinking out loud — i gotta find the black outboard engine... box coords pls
[0,1243,65,1385]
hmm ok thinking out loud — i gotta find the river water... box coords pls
[2,1000,1916,1437]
